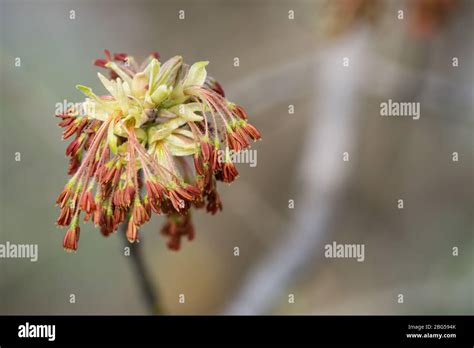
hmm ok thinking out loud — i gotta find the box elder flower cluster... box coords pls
[55,50,261,251]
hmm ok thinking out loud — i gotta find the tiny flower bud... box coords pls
[63,225,80,251]
[126,219,139,243]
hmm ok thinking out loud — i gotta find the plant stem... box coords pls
[120,220,164,315]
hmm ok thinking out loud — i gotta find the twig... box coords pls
[120,221,164,315]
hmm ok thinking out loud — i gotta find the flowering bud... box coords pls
[55,50,261,251]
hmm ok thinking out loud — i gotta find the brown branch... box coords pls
[119,216,164,315]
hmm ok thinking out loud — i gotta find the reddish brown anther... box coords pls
[67,156,80,175]
[228,131,249,152]
[57,114,75,128]
[242,123,261,141]
[194,153,205,176]
[63,225,80,251]
[222,162,238,183]
[149,199,162,214]
[94,49,112,68]
[168,189,186,212]
[210,147,222,172]
[93,205,103,226]
[234,105,248,120]
[80,191,96,214]
[62,122,79,140]
[206,188,223,215]
[126,219,139,243]
[113,53,128,62]
[200,140,212,163]
[145,180,165,201]
[56,206,73,226]
[65,137,82,157]
[161,214,195,251]
[132,201,149,226]
[113,206,126,226]
[174,183,200,202]
[124,186,135,206]
[56,186,72,208]
[75,118,88,136]
[205,77,226,97]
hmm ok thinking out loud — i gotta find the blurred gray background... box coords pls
[0,0,472,314]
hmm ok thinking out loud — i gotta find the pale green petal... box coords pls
[122,80,132,96]
[82,100,109,121]
[134,128,147,142]
[112,120,147,141]
[131,72,148,98]
[157,109,178,118]
[147,117,187,143]
[172,128,194,139]
[114,78,129,114]
[133,110,150,128]
[169,103,203,122]
[183,61,208,88]
[145,59,161,94]
[150,85,172,105]
[113,121,128,137]
[76,85,104,105]
[155,56,183,88]
[105,61,133,86]
[151,142,175,180]
[97,73,117,98]
[169,103,204,122]
[107,121,118,154]
[165,133,198,156]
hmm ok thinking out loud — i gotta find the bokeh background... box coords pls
[0,0,472,314]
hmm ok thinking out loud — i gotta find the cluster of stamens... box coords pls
[55,50,261,251]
